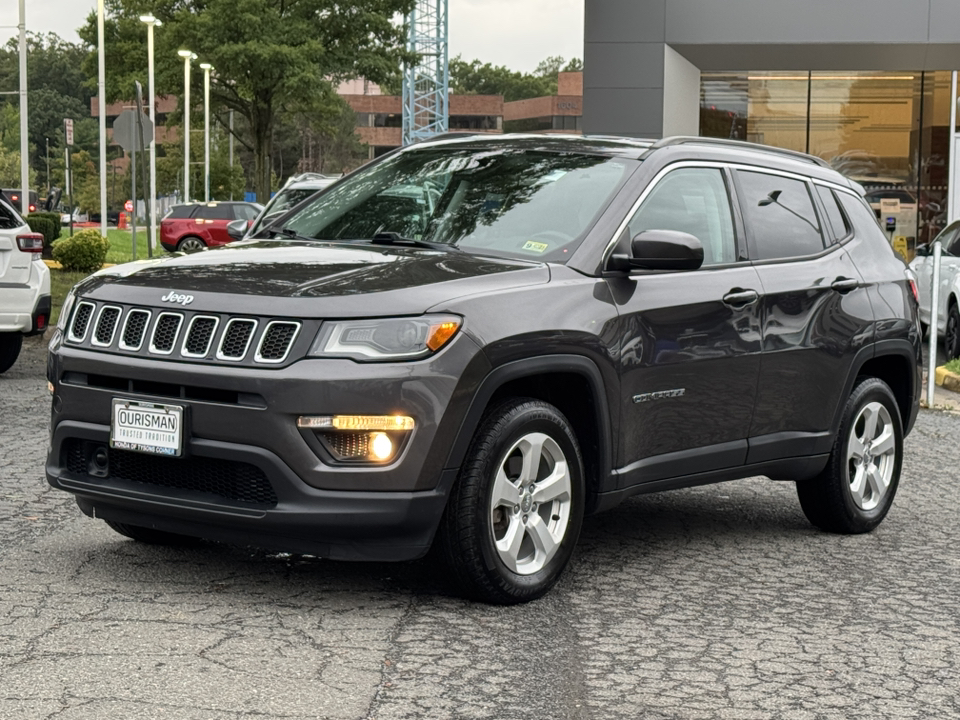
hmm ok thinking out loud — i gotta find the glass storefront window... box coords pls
[701,70,955,258]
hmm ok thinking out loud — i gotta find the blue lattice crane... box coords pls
[402,0,449,144]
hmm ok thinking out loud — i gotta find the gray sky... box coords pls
[0,0,583,73]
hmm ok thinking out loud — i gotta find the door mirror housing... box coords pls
[608,229,704,272]
[226,218,247,241]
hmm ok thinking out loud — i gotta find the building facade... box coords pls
[583,0,960,249]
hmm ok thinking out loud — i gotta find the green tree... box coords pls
[0,146,38,189]
[445,55,584,102]
[79,0,415,202]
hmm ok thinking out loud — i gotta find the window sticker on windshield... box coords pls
[522,241,549,253]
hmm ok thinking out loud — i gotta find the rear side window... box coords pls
[738,171,824,260]
[195,204,233,220]
[0,199,22,229]
[836,192,891,244]
[816,186,850,242]
[234,204,260,221]
[165,205,196,219]
[627,167,737,266]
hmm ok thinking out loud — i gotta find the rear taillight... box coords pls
[909,278,919,304]
[28,204,36,212]
[16,232,44,253]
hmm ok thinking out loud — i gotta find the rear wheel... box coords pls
[797,377,903,534]
[105,520,203,547]
[177,236,206,253]
[0,332,23,374]
[437,398,584,605]
[946,302,960,360]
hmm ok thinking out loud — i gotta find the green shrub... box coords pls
[25,213,62,257]
[52,229,111,273]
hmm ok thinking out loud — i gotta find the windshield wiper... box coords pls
[355,231,461,253]
[269,225,319,243]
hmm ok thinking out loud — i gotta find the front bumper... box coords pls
[46,330,488,560]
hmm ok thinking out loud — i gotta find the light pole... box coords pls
[140,15,161,250]
[18,0,28,217]
[97,0,106,235]
[178,49,196,202]
[200,62,213,202]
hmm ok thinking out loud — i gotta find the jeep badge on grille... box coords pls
[161,292,194,306]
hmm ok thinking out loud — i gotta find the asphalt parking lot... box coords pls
[2,335,959,719]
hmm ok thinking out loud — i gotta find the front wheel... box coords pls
[946,303,960,360]
[797,377,903,534]
[437,398,585,605]
[0,332,23,374]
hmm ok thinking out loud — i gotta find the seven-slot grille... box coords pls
[64,301,301,365]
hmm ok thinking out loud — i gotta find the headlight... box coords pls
[57,289,77,332]
[308,315,461,361]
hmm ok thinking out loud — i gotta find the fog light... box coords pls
[370,432,393,461]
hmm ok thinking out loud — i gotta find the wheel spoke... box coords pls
[871,427,896,457]
[847,435,866,463]
[848,464,867,505]
[495,517,525,573]
[866,466,889,501]
[527,515,558,564]
[491,466,521,509]
[861,405,880,442]
[518,434,546,485]
[532,462,570,504]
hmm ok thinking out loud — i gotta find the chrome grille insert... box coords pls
[119,309,151,351]
[216,319,257,361]
[181,315,219,358]
[68,301,96,343]
[149,312,184,355]
[91,306,122,347]
[254,321,300,364]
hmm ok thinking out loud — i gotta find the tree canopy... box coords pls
[79,0,415,201]
[448,54,583,102]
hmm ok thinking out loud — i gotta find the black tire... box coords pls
[105,520,203,547]
[946,302,960,360]
[797,377,903,534]
[0,332,23,374]
[177,236,206,253]
[436,398,585,605]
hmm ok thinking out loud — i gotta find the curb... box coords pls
[43,260,116,270]
[934,365,960,393]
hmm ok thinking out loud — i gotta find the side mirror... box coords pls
[226,218,247,241]
[609,230,704,272]
[915,243,930,257]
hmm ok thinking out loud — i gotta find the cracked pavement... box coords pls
[2,336,959,719]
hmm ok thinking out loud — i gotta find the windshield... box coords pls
[249,187,322,235]
[276,146,636,263]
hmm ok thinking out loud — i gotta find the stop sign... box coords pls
[124,200,133,212]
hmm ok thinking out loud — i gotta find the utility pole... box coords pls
[45,138,50,196]
[229,110,234,200]
[98,0,107,236]
[19,0,29,216]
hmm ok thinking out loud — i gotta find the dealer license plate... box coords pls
[110,399,183,457]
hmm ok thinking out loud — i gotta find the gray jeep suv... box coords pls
[46,135,921,604]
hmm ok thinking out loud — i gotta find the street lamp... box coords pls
[178,49,196,202]
[97,0,106,235]
[140,15,161,251]
[200,62,213,202]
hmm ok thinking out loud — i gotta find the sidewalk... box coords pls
[921,371,960,413]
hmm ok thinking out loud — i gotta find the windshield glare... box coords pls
[278,146,635,262]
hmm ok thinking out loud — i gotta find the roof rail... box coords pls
[650,136,832,168]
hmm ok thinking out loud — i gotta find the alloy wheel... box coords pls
[845,401,896,511]
[489,432,572,575]
[178,237,205,253]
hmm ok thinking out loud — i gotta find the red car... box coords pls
[160,202,263,253]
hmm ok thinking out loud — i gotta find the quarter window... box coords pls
[836,192,891,245]
[626,168,737,266]
[738,171,824,260]
[816,186,850,242]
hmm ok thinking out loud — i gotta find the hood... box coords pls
[78,240,550,318]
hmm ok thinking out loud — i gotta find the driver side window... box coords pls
[627,167,737,266]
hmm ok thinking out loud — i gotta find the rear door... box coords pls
[611,165,763,486]
[193,203,235,246]
[736,169,874,461]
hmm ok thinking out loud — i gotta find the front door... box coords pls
[611,166,762,487]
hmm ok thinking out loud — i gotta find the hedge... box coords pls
[51,229,111,273]
[25,212,62,258]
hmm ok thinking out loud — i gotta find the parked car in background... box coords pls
[160,201,263,253]
[0,188,39,214]
[244,173,338,238]
[910,220,960,358]
[0,196,49,373]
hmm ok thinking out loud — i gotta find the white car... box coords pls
[243,173,339,238]
[909,220,960,358]
[0,200,51,373]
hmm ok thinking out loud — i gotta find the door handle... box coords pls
[831,277,859,294]
[722,289,759,307]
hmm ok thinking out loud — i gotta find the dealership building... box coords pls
[583,0,960,249]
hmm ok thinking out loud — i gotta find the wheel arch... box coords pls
[445,354,615,514]
[835,341,920,437]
